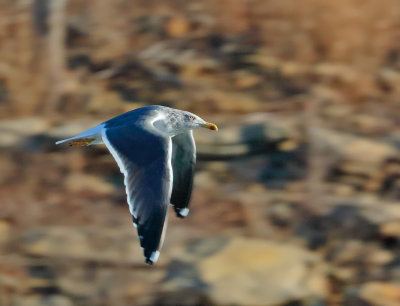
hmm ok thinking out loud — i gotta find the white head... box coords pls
[180,111,218,131]
[158,108,218,136]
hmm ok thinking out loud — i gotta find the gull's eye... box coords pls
[189,115,195,121]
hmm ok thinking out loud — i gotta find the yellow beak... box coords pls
[200,122,218,131]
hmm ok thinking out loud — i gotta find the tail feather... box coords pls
[56,137,97,146]
[55,123,104,146]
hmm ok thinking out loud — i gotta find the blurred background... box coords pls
[0,0,400,305]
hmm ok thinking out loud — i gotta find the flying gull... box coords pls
[56,105,218,264]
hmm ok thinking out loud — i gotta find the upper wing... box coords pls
[170,131,196,218]
[102,124,172,264]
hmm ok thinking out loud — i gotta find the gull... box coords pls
[56,105,218,264]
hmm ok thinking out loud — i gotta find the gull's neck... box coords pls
[151,111,183,137]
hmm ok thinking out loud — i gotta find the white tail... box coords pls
[55,123,104,146]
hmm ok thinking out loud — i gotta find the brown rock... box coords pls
[338,160,379,178]
[21,226,144,265]
[234,71,262,89]
[343,139,395,163]
[166,17,189,38]
[65,173,116,195]
[380,221,400,238]
[312,128,396,164]
[0,220,11,248]
[167,237,327,306]
[366,249,394,266]
[0,117,49,148]
[57,266,165,302]
[0,264,27,294]
[359,282,400,306]
[331,267,357,283]
[13,295,74,306]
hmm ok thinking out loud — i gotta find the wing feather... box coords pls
[102,125,172,264]
[170,131,196,218]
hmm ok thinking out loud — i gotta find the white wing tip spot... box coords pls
[150,251,160,263]
[180,208,189,217]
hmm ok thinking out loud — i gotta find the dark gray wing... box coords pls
[170,131,196,218]
[102,125,172,264]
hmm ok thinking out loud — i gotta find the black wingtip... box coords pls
[145,258,154,265]
[176,212,185,219]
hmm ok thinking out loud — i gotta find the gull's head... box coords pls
[182,112,218,131]
[160,108,218,136]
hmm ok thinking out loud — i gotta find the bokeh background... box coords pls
[1,0,400,305]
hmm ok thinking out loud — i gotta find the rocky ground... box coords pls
[1,1,400,305]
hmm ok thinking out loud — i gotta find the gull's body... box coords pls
[56,105,217,264]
